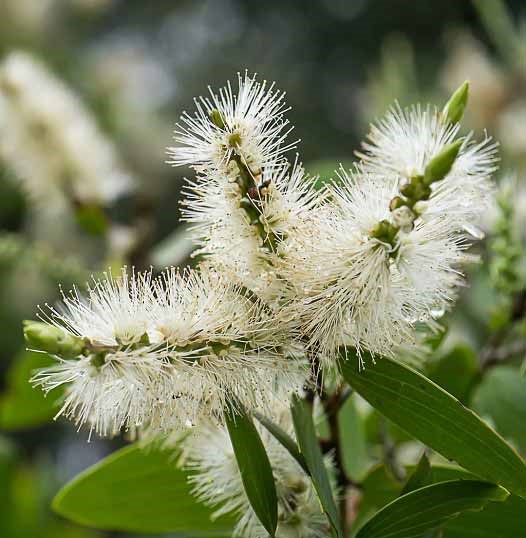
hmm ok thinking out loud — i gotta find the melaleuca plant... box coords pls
[23,75,526,538]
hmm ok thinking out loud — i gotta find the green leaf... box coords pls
[0,436,16,526]
[426,345,479,402]
[339,352,526,498]
[291,394,342,537]
[52,443,234,534]
[338,394,370,481]
[417,465,526,538]
[351,464,474,536]
[225,407,278,537]
[355,480,508,538]
[471,366,526,452]
[361,463,526,538]
[352,464,402,535]
[0,350,63,430]
[254,411,309,474]
[400,453,431,496]
[443,494,526,538]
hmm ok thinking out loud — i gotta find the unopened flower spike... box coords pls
[423,139,463,185]
[442,80,469,125]
[23,320,85,359]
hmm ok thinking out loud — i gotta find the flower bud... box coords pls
[442,81,469,125]
[391,206,416,232]
[370,219,398,245]
[209,109,226,130]
[23,320,85,358]
[423,140,462,185]
[389,196,406,211]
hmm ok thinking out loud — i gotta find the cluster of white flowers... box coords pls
[168,73,496,366]
[282,104,497,363]
[177,399,333,538]
[25,72,498,537]
[30,267,302,438]
[0,51,134,209]
[167,72,318,302]
[29,73,496,430]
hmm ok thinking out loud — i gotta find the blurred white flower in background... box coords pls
[86,33,175,113]
[0,0,115,37]
[0,51,135,210]
[442,32,508,131]
[442,30,526,161]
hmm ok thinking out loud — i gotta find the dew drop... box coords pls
[463,223,485,239]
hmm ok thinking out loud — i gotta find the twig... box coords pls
[480,289,526,370]
[481,339,526,368]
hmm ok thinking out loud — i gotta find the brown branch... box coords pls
[481,339,526,369]
[480,288,526,371]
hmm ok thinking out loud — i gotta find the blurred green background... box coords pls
[0,1,525,537]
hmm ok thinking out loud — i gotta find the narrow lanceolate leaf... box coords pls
[356,480,508,538]
[291,394,342,538]
[225,407,278,537]
[400,453,431,496]
[52,443,235,534]
[443,494,526,538]
[254,411,309,474]
[339,352,526,498]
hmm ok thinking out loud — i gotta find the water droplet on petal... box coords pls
[431,307,445,318]
[463,223,485,239]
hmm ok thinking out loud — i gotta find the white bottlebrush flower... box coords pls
[178,401,332,538]
[167,71,294,176]
[182,158,323,302]
[0,51,134,208]
[32,267,303,437]
[283,170,476,365]
[42,267,153,347]
[357,104,497,234]
[32,348,172,439]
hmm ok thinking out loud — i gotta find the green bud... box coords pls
[389,196,406,211]
[90,352,106,368]
[400,182,415,199]
[23,320,85,358]
[209,109,226,129]
[442,81,469,125]
[423,140,463,185]
[370,219,398,245]
[228,132,242,147]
